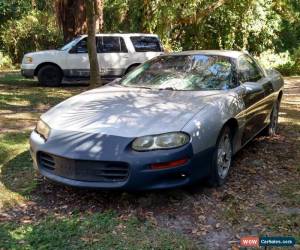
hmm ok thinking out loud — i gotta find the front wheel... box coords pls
[208,126,233,187]
[37,65,63,87]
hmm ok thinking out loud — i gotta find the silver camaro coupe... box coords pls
[30,51,284,190]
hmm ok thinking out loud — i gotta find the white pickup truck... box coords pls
[21,33,164,86]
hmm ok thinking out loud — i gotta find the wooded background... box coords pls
[0,0,300,75]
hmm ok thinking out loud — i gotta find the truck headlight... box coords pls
[35,119,51,140]
[132,132,190,151]
[24,56,33,64]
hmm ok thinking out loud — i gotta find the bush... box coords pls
[256,49,300,76]
[0,52,14,70]
[1,10,63,64]
[276,62,300,76]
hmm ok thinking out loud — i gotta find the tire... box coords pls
[208,126,233,187]
[37,65,63,87]
[261,100,280,136]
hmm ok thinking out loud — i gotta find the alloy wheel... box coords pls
[217,132,232,179]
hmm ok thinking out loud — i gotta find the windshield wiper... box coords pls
[123,85,153,89]
[158,87,178,91]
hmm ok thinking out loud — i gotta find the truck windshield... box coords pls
[59,37,82,51]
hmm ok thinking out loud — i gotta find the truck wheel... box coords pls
[37,65,63,87]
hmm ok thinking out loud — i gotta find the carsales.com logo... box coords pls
[240,236,296,247]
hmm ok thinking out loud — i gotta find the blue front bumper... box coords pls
[29,130,214,191]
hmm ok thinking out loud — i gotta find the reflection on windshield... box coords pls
[121,54,235,90]
[59,37,82,51]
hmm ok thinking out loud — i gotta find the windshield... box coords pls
[59,37,82,51]
[121,54,235,90]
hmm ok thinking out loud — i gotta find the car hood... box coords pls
[25,50,64,58]
[42,85,221,138]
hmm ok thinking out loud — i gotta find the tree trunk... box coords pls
[55,0,88,42]
[85,0,102,87]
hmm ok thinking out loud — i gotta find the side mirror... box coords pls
[242,82,263,94]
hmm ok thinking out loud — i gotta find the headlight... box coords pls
[132,132,190,151]
[35,119,51,140]
[24,56,33,64]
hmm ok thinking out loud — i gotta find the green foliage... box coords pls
[0,0,299,71]
[0,52,14,70]
[0,0,31,23]
[103,0,300,73]
[103,0,284,53]
[1,11,63,64]
[276,46,300,76]
[256,50,292,69]
[256,49,300,76]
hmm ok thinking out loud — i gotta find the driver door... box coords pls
[238,55,273,144]
[66,37,103,78]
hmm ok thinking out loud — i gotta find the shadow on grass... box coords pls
[0,74,111,88]
[0,150,36,196]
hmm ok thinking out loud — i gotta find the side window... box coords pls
[238,56,264,83]
[98,36,128,53]
[74,38,88,53]
[130,36,162,52]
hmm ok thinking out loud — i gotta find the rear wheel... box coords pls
[208,126,233,186]
[261,100,280,136]
[37,65,63,87]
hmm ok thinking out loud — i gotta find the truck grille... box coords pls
[38,152,129,182]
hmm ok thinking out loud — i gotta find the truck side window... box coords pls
[130,36,162,52]
[75,38,88,53]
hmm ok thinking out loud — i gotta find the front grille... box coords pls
[39,152,55,171]
[38,152,129,182]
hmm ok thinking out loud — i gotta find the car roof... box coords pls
[167,50,246,59]
[80,33,159,38]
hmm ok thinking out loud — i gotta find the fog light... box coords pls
[151,158,189,170]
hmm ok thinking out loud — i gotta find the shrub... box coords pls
[0,52,14,70]
[256,49,300,76]
[276,62,300,76]
[1,10,63,64]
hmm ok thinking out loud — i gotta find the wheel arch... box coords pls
[222,118,240,153]
[34,62,63,76]
[125,63,141,74]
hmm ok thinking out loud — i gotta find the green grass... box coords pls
[0,74,85,209]
[0,132,35,209]
[0,212,196,250]
[0,74,81,110]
